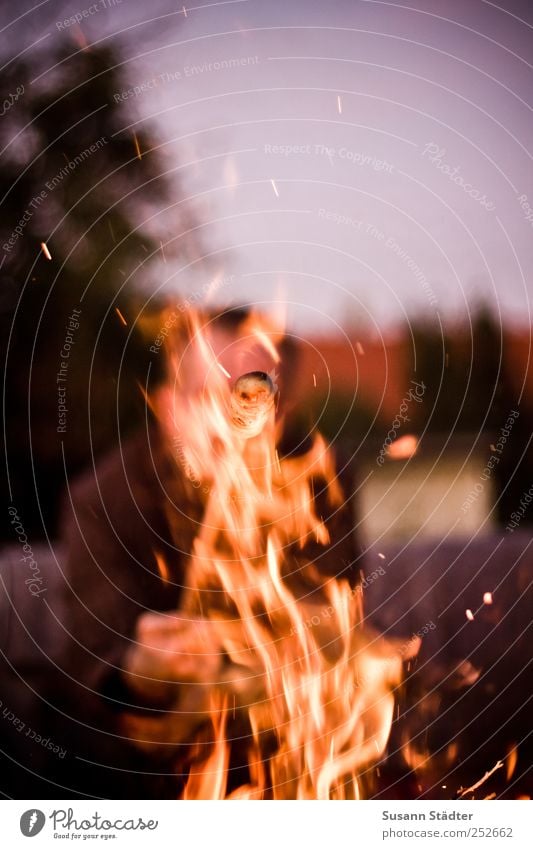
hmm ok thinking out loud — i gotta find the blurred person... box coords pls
[2,305,529,799]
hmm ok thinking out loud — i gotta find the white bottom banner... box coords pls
[2,800,530,848]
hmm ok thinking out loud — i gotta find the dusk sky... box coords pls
[3,0,533,332]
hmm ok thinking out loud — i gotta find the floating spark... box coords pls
[387,434,418,460]
[154,551,169,583]
[115,307,127,326]
[133,132,142,160]
[40,242,52,260]
[506,746,518,781]
[216,360,231,378]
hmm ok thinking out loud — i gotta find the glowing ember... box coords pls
[466,609,474,621]
[40,241,52,260]
[133,132,142,160]
[506,745,518,781]
[483,592,493,605]
[387,434,418,460]
[154,550,169,583]
[153,308,407,799]
[458,759,503,798]
[216,360,231,378]
[115,307,127,326]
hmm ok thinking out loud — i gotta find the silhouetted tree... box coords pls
[406,307,533,529]
[0,44,197,538]
[408,308,504,435]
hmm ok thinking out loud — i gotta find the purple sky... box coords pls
[4,0,533,332]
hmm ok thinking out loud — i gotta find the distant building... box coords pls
[295,326,532,419]
[295,331,410,421]
[294,325,532,543]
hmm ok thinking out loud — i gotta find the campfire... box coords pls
[143,308,415,799]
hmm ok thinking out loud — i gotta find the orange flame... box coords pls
[155,308,405,799]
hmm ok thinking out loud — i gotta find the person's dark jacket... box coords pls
[50,420,359,797]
